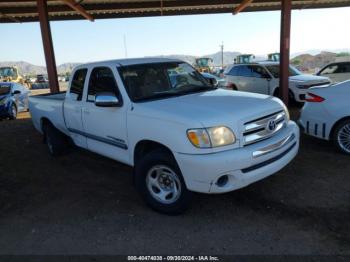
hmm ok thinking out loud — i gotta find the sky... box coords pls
[1,6,349,66]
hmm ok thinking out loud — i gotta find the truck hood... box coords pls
[133,89,285,128]
[0,94,9,101]
[289,74,330,84]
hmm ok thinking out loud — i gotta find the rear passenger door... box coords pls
[64,68,88,149]
[81,66,129,164]
[236,65,253,92]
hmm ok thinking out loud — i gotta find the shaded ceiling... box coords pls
[1,0,350,23]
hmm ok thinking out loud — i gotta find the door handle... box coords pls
[83,109,90,114]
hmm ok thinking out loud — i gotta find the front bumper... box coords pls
[292,88,307,102]
[298,104,330,140]
[0,105,10,119]
[174,121,299,194]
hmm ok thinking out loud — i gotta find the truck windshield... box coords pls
[0,67,16,78]
[265,65,301,78]
[118,62,214,102]
[0,84,11,95]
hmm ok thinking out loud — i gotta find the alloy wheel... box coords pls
[337,123,350,154]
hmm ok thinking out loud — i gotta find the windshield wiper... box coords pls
[177,85,216,95]
[134,85,216,102]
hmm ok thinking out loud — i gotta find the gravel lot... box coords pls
[0,111,349,255]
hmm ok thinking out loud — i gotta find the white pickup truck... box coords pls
[29,58,300,214]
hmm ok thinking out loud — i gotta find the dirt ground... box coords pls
[0,110,349,255]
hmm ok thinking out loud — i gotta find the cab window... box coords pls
[87,67,120,102]
[70,68,87,101]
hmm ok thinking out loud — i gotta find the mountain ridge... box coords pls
[2,49,350,75]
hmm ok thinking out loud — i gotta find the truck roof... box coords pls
[76,57,184,69]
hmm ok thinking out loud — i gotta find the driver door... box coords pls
[81,66,129,163]
[249,65,271,95]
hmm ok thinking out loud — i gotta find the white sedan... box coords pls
[299,80,350,155]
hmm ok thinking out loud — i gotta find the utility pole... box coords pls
[220,42,224,69]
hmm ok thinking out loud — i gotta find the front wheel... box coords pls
[9,104,17,120]
[333,120,350,155]
[135,149,192,215]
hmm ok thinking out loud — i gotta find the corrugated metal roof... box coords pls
[0,0,349,23]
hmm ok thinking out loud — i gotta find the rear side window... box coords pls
[70,68,87,101]
[87,67,120,102]
[238,66,252,77]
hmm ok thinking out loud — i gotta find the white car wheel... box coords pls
[333,120,350,155]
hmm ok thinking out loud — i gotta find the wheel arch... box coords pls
[133,139,174,166]
[40,117,52,142]
[40,117,54,132]
[330,116,350,139]
[272,86,279,96]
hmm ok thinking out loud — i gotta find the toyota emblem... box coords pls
[267,120,276,132]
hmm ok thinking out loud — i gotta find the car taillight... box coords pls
[305,92,325,102]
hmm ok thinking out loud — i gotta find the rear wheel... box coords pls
[9,104,17,120]
[135,149,192,214]
[228,83,237,90]
[333,119,350,155]
[43,123,70,156]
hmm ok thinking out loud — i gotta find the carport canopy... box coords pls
[1,0,350,105]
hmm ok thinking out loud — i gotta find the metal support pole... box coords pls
[279,0,291,106]
[37,0,59,93]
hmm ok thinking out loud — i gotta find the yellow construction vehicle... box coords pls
[194,57,213,73]
[0,66,25,85]
[234,54,255,64]
[268,53,280,62]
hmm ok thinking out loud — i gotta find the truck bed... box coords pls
[29,92,68,135]
[31,92,66,100]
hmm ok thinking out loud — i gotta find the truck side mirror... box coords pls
[95,92,120,107]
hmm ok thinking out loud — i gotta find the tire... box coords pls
[333,119,350,155]
[43,123,69,156]
[134,149,192,215]
[9,104,17,120]
[230,84,237,90]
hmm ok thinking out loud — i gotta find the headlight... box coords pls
[187,126,236,148]
[281,104,290,121]
[0,97,8,106]
[296,84,310,89]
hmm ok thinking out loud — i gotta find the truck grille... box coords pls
[243,110,286,146]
